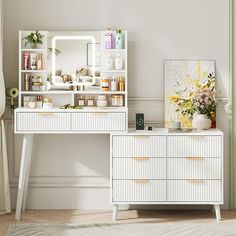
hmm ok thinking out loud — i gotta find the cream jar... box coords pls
[43,97,53,109]
[28,101,36,109]
[97,95,108,107]
[97,99,108,107]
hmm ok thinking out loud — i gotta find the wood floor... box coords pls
[1,209,236,236]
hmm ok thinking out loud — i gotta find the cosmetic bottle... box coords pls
[105,28,113,49]
[115,30,123,49]
[78,96,85,106]
[24,73,30,91]
[23,52,29,70]
[118,77,125,91]
[110,77,117,91]
[87,96,94,106]
[115,53,123,70]
[104,54,114,70]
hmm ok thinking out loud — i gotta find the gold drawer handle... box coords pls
[92,112,108,116]
[133,179,149,184]
[187,179,204,184]
[133,157,149,161]
[189,136,205,139]
[134,135,149,139]
[186,156,204,160]
[37,112,54,115]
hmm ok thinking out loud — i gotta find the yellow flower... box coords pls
[169,95,179,102]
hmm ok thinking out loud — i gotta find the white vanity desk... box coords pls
[14,107,128,220]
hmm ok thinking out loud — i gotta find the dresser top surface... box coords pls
[112,128,223,136]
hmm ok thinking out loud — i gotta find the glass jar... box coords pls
[111,95,123,107]
[101,78,110,91]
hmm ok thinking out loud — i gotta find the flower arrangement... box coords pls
[169,73,216,124]
[23,31,45,48]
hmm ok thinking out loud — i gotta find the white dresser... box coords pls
[110,129,223,221]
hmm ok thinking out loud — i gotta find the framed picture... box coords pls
[164,60,216,129]
[87,43,101,66]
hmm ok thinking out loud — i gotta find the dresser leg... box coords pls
[214,204,221,221]
[22,135,34,211]
[112,205,119,221]
[15,134,33,220]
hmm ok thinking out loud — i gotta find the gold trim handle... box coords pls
[186,178,204,184]
[134,135,149,139]
[186,156,204,160]
[133,179,150,184]
[133,157,149,161]
[37,112,54,115]
[92,112,108,116]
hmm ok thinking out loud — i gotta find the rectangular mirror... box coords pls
[47,31,101,87]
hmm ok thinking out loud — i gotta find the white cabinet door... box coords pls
[71,112,126,132]
[113,180,166,202]
[113,158,166,179]
[167,158,221,179]
[112,136,166,158]
[167,180,222,202]
[167,136,221,158]
[16,112,71,132]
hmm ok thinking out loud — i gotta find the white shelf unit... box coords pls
[16,30,128,134]
[19,31,48,107]
[18,30,128,111]
[100,31,128,108]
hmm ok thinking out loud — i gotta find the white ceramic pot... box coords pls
[192,114,211,130]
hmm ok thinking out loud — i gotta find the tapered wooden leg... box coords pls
[15,134,33,220]
[22,135,33,211]
[112,205,119,221]
[214,204,221,221]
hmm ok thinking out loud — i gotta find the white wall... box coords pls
[3,0,230,209]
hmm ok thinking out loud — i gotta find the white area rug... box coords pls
[5,222,236,236]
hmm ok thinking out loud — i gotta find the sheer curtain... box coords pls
[0,0,11,215]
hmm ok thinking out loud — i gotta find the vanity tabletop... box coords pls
[111,128,223,136]
[15,107,128,113]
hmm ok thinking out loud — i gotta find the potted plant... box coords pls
[23,31,45,49]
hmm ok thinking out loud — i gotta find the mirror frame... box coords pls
[51,35,96,86]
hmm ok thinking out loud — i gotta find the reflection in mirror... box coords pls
[47,31,101,88]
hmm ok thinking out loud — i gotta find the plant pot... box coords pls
[30,43,39,49]
[192,114,211,130]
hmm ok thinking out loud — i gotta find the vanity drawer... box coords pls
[167,180,222,202]
[112,135,166,157]
[113,158,166,179]
[71,112,126,132]
[167,136,222,158]
[167,158,221,179]
[16,112,71,132]
[113,180,166,202]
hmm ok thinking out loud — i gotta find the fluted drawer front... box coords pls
[113,158,166,179]
[71,112,126,132]
[167,158,221,179]
[167,180,222,202]
[16,112,70,131]
[167,136,221,158]
[113,180,166,202]
[112,136,166,157]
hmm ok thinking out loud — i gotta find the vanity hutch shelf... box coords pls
[16,30,128,134]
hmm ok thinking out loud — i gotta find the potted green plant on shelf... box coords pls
[23,31,45,49]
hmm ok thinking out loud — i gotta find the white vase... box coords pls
[192,114,211,130]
